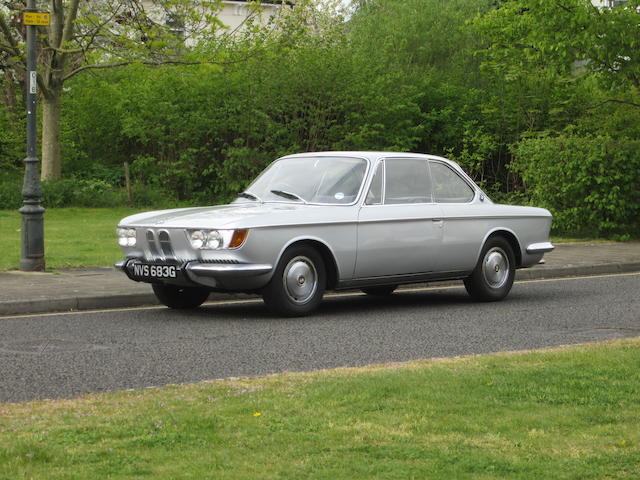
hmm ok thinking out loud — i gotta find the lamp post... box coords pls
[19,1,48,271]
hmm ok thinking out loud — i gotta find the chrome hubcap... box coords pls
[482,247,509,288]
[283,256,317,304]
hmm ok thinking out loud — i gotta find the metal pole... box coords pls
[19,0,45,271]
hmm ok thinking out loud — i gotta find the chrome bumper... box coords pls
[526,242,555,254]
[185,262,272,278]
[115,258,273,289]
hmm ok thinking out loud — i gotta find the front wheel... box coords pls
[152,284,210,309]
[464,237,515,302]
[262,246,326,317]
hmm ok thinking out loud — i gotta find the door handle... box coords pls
[432,218,443,222]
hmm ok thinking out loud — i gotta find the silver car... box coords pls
[116,152,554,316]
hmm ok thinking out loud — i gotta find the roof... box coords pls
[281,151,452,163]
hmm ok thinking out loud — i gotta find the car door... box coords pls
[354,157,444,279]
[429,160,481,273]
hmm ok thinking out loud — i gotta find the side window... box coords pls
[365,161,384,205]
[429,162,475,203]
[384,159,432,204]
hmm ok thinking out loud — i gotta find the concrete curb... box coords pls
[1,262,639,317]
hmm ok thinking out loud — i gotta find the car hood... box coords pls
[118,202,356,229]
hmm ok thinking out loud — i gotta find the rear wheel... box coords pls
[464,236,515,302]
[262,246,326,317]
[152,284,210,309]
[362,285,397,296]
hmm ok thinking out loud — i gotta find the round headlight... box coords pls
[190,230,207,249]
[117,228,136,247]
[207,230,223,249]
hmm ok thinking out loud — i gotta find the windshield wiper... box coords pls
[270,189,307,204]
[238,191,262,203]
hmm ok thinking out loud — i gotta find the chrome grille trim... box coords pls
[146,230,161,258]
[158,230,175,260]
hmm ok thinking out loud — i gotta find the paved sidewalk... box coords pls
[1,242,639,316]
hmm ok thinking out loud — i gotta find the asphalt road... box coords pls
[1,273,639,403]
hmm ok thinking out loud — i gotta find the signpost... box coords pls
[19,3,49,271]
[23,11,50,26]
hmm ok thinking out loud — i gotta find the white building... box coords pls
[591,0,628,7]
[218,1,285,33]
[141,0,289,44]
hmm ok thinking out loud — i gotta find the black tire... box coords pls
[464,236,515,302]
[152,284,210,309]
[362,285,397,296]
[262,245,326,317]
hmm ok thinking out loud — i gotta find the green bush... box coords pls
[0,173,22,209]
[0,107,23,173]
[512,135,640,236]
[129,183,178,208]
[41,178,119,208]
[0,174,176,209]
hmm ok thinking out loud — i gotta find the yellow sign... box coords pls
[23,12,50,26]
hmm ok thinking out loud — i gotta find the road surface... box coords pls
[1,273,638,402]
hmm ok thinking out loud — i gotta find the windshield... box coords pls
[243,156,368,205]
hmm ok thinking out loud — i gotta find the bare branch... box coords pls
[554,2,574,14]
[42,45,84,54]
[586,98,640,110]
[73,5,123,54]
[62,52,269,82]
[50,0,64,47]
[61,0,81,46]
[0,10,21,59]
[36,71,52,98]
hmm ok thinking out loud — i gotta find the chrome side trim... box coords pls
[185,262,272,278]
[338,270,471,290]
[526,242,555,254]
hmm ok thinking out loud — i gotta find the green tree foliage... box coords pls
[60,15,427,204]
[2,0,638,236]
[473,0,640,233]
[475,0,640,102]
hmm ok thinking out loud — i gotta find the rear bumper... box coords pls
[116,258,273,290]
[526,242,555,254]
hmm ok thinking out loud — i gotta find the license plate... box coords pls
[132,263,177,279]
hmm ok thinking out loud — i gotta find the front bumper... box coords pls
[116,258,273,291]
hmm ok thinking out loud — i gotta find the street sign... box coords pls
[23,12,50,26]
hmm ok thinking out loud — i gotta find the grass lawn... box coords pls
[1,339,639,479]
[0,208,144,270]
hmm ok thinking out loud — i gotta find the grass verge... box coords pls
[1,339,639,479]
[0,208,143,270]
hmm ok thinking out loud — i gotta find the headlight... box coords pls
[116,227,136,247]
[207,230,223,249]
[189,230,207,249]
[187,229,248,250]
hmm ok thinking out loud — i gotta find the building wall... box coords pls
[218,1,282,33]
[141,0,284,42]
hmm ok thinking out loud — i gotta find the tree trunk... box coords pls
[41,90,62,181]
[1,69,19,113]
